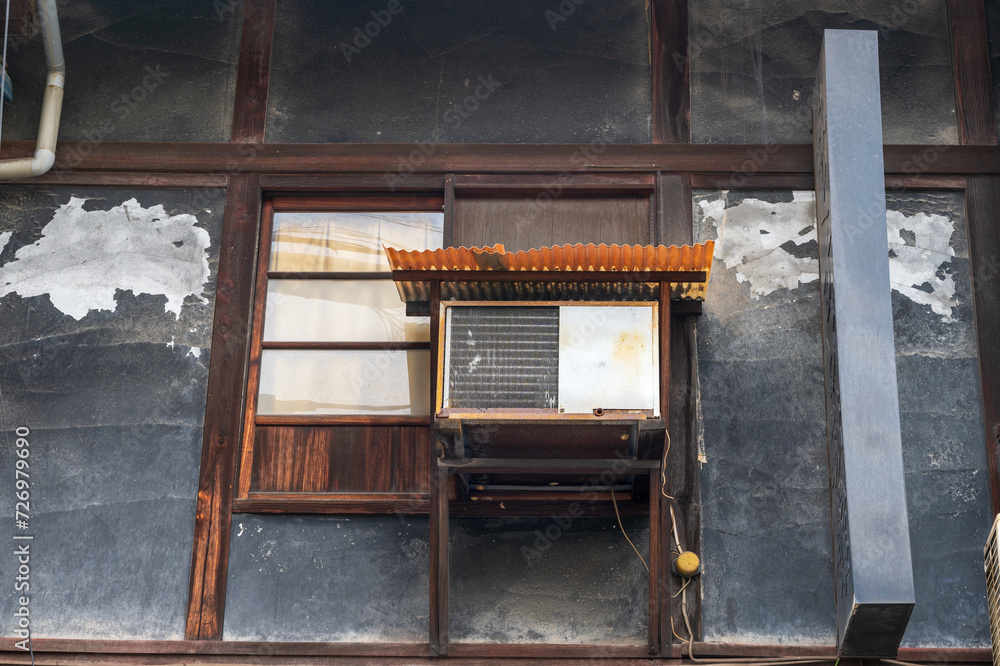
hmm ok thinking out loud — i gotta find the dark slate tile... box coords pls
[266,0,650,143]
[1,0,241,142]
[689,0,957,144]
[223,515,431,641]
[449,516,648,644]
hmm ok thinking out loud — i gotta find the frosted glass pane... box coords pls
[270,211,443,272]
[263,280,428,342]
[257,350,430,415]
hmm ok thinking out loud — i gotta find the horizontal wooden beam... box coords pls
[1,140,995,177]
[440,457,660,474]
[0,638,986,662]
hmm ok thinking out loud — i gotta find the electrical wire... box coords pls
[661,429,674,499]
[610,487,648,572]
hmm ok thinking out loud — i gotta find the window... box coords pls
[236,197,443,508]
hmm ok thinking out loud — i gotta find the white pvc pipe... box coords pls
[0,0,64,179]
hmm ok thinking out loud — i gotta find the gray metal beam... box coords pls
[812,29,915,658]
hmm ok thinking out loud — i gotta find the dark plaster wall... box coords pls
[0,187,224,638]
[987,1,1000,138]
[693,189,989,646]
[689,0,958,144]
[265,0,651,143]
[1,0,241,143]
[224,514,649,644]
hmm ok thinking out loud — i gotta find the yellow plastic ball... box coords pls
[675,551,701,577]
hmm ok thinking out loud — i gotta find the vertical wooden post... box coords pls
[428,280,449,655]
[651,0,690,143]
[947,0,1000,517]
[186,0,274,640]
[185,173,263,639]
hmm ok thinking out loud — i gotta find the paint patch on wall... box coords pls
[698,192,958,321]
[0,231,11,255]
[0,197,211,320]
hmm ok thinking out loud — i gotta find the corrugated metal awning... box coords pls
[386,242,714,303]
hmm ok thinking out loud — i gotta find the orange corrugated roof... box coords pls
[385,242,714,273]
[385,242,715,302]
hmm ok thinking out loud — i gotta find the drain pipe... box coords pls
[0,0,64,179]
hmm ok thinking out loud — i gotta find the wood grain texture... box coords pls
[261,174,445,191]
[947,0,999,146]
[3,140,999,175]
[185,174,262,640]
[0,637,987,661]
[651,0,690,143]
[250,425,431,494]
[453,195,650,251]
[270,194,444,211]
[230,0,276,143]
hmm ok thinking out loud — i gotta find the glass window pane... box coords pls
[270,211,443,272]
[262,279,428,342]
[257,349,431,416]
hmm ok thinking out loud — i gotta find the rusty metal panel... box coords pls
[558,305,659,415]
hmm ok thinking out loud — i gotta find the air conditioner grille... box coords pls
[445,306,558,409]
[986,513,1000,666]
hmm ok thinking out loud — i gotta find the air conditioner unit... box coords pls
[985,513,1000,666]
[437,301,659,419]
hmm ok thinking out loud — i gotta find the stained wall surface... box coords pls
[694,190,989,647]
[0,187,224,638]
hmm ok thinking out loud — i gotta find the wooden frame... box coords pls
[235,195,445,503]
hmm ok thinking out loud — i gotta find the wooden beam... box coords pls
[948,0,998,146]
[230,0,276,143]
[651,0,690,143]
[3,140,999,176]
[185,174,262,640]
[0,637,987,661]
[947,0,1000,517]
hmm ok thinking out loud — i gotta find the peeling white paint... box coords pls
[701,192,819,298]
[187,347,202,359]
[699,192,958,321]
[0,197,211,320]
[887,210,956,322]
[0,231,11,255]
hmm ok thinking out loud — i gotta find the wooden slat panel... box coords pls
[5,139,1000,175]
[651,0,690,143]
[250,426,431,494]
[261,174,446,191]
[186,174,262,640]
[453,195,650,251]
[230,0,276,143]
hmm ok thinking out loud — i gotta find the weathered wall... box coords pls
[689,0,957,144]
[224,515,649,644]
[0,187,224,638]
[2,0,241,144]
[266,0,651,143]
[694,189,989,647]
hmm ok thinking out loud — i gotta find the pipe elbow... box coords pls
[32,150,56,175]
